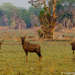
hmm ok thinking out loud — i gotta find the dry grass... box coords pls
[0,40,74,75]
[0,30,74,75]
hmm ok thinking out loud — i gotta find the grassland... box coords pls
[0,30,75,75]
[0,40,75,75]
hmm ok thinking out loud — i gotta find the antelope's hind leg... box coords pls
[37,52,42,62]
[73,50,74,54]
[39,55,42,62]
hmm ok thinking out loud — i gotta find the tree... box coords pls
[29,7,41,16]
[29,0,58,39]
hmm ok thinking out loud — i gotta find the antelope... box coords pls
[0,40,4,49]
[21,36,42,63]
[71,41,75,54]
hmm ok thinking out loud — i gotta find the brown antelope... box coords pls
[0,40,4,49]
[71,41,75,54]
[21,36,42,63]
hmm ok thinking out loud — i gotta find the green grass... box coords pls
[0,40,75,75]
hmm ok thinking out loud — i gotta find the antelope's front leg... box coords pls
[25,52,28,63]
[39,56,42,62]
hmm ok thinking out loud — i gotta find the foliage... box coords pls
[0,3,41,28]
[0,1,75,28]
[38,29,43,38]
[56,2,64,13]
[29,7,41,16]
[16,8,31,27]
[58,12,73,22]
[58,0,75,3]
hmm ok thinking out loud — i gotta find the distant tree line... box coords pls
[0,3,41,28]
[0,0,75,28]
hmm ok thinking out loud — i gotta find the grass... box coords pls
[0,40,75,75]
[0,30,75,75]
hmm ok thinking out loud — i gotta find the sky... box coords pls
[0,0,31,9]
